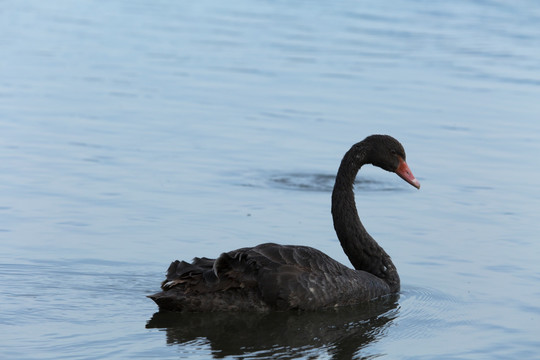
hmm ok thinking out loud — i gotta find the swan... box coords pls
[149,135,420,311]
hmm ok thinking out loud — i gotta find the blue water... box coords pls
[1,1,540,359]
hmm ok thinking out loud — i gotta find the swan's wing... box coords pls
[244,243,391,309]
[245,244,349,309]
[161,256,219,291]
[155,243,388,311]
[151,252,267,311]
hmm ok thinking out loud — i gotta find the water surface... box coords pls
[1,0,540,359]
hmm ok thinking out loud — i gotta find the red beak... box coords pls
[395,158,420,189]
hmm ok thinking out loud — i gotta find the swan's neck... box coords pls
[331,145,400,291]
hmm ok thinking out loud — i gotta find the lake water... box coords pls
[1,0,540,359]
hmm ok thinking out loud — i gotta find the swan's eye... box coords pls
[390,149,397,155]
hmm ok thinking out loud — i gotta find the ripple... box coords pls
[236,171,405,192]
[234,172,403,193]
[269,173,335,192]
[395,285,463,339]
[268,173,406,192]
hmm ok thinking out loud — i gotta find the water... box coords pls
[1,0,539,358]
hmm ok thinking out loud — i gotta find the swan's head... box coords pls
[364,134,421,189]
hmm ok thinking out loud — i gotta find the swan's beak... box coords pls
[396,159,421,189]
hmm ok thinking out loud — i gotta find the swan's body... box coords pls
[149,135,420,312]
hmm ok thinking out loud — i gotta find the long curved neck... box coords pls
[331,144,400,292]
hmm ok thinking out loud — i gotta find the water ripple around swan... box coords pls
[235,172,406,192]
[395,285,463,340]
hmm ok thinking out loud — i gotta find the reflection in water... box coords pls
[146,295,399,359]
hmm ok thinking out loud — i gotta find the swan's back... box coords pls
[148,243,391,312]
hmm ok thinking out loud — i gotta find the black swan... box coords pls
[149,135,420,311]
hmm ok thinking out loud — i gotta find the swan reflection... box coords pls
[146,295,399,359]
